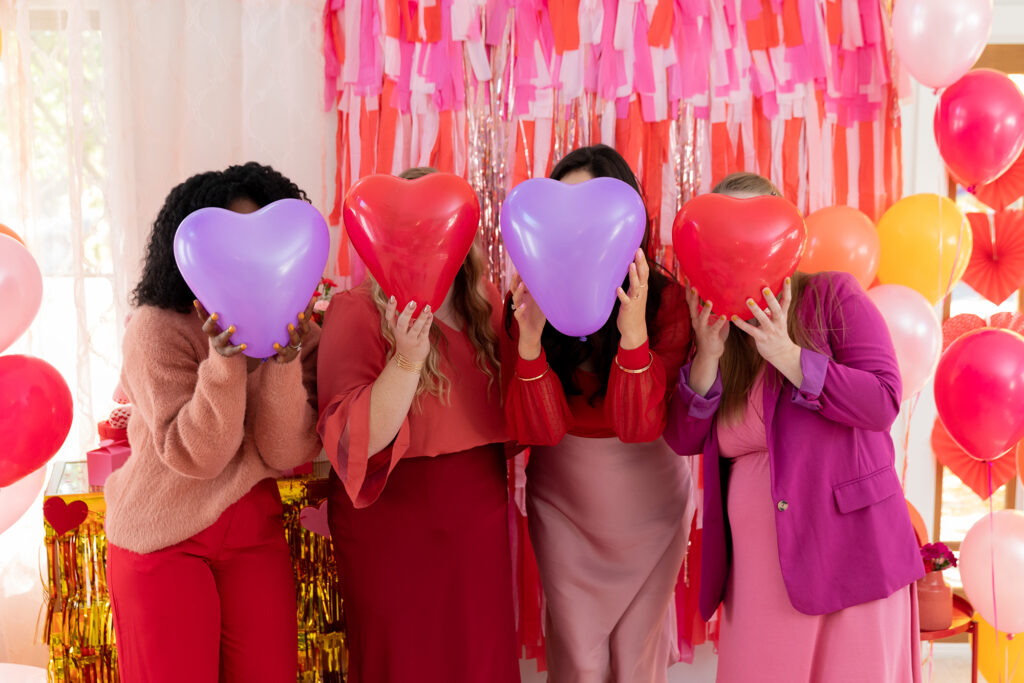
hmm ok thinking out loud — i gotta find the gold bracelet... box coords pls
[393,353,424,374]
[614,351,654,374]
[516,367,549,382]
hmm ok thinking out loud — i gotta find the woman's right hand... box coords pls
[686,286,729,360]
[194,300,246,358]
[384,297,433,363]
[511,273,546,360]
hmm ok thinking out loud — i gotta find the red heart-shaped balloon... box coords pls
[43,497,89,536]
[343,174,480,313]
[673,194,807,320]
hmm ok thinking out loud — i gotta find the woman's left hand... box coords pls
[272,296,317,364]
[616,249,650,350]
[731,277,802,378]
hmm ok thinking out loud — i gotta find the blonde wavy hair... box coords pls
[369,166,500,404]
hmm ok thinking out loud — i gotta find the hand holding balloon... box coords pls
[194,301,246,358]
[731,279,803,387]
[385,297,433,365]
[271,296,317,364]
[615,249,650,350]
[511,274,547,361]
[685,286,729,397]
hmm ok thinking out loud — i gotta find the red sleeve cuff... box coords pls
[517,349,549,378]
[616,340,651,370]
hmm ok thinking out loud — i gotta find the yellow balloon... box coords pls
[876,194,973,303]
[977,614,1024,682]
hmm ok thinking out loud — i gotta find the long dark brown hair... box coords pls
[504,144,676,401]
[712,172,833,417]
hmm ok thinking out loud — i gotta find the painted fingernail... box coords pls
[424,305,432,313]
[390,296,396,303]
[298,313,305,321]
[227,325,236,333]
[274,343,281,351]
[706,301,713,309]
[732,316,741,323]
[408,301,416,308]
[240,343,247,351]
[193,299,199,307]
[763,288,772,297]
[288,323,295,332]
[785,277,792,286]
[720,315,728,322]
[211,313,219,321]
[747,299,757,307]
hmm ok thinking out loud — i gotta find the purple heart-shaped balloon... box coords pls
[174,199,329,358]
[500,177,647,337]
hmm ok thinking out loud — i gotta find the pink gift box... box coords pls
[86,439,132,488]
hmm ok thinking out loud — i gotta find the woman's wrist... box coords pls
[518,338,542,361]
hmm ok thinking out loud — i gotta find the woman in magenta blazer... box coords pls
[664,173,924,682]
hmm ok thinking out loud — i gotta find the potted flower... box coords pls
[918,542,957,631]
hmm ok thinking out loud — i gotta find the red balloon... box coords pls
[799,205,880,289]
[673,193,807,320]
[343,173,480,313]
[934,69,1024,188]
[934,328,1024,461]
[0,355,73,487]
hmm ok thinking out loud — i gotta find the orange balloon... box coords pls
[0,224,24,246]
[798,205,880,289]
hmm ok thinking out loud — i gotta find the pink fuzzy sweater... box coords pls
[104,305,321,554]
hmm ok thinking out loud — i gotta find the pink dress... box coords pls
[715,371,921,683]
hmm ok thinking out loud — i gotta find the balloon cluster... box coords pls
[0,226,73,535]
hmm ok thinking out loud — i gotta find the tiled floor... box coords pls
[519,642,981,682]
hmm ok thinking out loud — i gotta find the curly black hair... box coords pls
[132,162,309,312]
[504,144,676,402]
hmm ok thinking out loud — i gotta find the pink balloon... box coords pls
[892,0,991,89]
[935,328,1024,461]
[0,235,43,353]
[867,285,941,400]
[959,510,1024,634]
[934,70,1024,188]
[0,466,46,535]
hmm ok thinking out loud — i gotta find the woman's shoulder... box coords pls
[125,305,202,347]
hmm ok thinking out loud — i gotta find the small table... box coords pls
[920,594,978,683]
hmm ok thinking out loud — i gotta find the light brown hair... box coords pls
[711,173,828,417]
[369,167,499,403]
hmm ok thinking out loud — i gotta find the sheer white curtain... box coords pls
[0,0,332,666]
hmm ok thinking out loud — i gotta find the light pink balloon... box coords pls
[892,0,992,90]
[0,235,43,353]
[867,284,942,400]
[960,510,1024,634]
[0,466,46,535]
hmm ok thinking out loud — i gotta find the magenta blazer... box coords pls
[664,271,924,619]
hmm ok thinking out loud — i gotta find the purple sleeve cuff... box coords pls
[677,363,722,419]
[792,348,828,410]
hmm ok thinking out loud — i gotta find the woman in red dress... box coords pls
[504,145,695,682]
[317,167,519,683]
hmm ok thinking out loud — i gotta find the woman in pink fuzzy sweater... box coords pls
[103,163,321,683]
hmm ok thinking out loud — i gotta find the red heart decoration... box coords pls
[43,497,89,536]
[943,312,1024,351]
[299,500,330,539]
[931,419,1017,499]
[673,194,807,320]
[963,211,1024,305]
[343,173,480,313]
[972,149,1024,212]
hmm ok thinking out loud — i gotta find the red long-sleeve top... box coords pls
[503,281,691,444]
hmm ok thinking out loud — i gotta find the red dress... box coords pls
[504,281,698,682]
[317,282,519,683]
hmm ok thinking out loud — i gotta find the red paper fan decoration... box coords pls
[931,419,1017,499]
[963,211,1024,305]
[972,150,1024,212]
[942,314,986,351]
